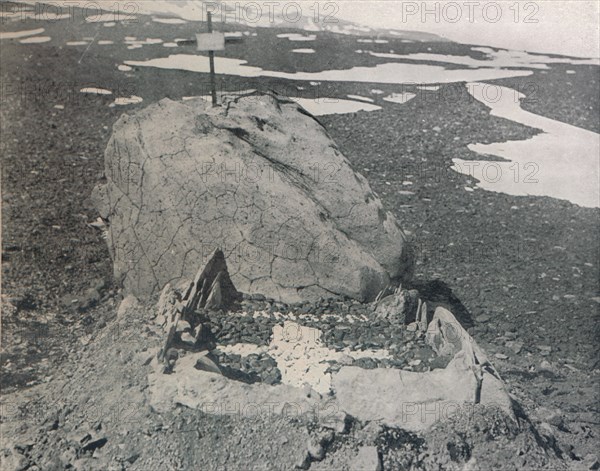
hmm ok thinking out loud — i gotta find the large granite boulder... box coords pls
[93,92,413,303]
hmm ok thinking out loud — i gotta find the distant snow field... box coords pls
[85,13,135,23]
[152,17,187,24]
[357,38,389,44]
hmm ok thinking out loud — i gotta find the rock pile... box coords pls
[93,92,413,303]
[155,249,239,372]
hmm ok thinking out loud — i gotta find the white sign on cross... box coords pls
[197,12,224,107]
[178,13,240,106]
[196,32,225,52]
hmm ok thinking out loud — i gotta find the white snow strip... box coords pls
[277,33,316,41]
[383,93,416,104]
[347,94,375,103]
[113,96,143,105]
[289,97,382,116]
[80,87,112,95]
[19,36,51,44]
[1,28,44,40]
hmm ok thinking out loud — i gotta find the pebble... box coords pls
[321,410,351,434]
[494,353,508,360]
[350,446,382,471]
[307,438,325,461]
[536,406,564,428]
[537,345,552,356]
[357,421,383,444]
[505,340,523,354]
[582,454,600,470]
[295,450,311,470]
[338,354,355,366]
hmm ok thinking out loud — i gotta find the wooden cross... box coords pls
[178,12,225,107]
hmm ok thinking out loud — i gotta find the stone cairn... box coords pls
[157,249,241,373]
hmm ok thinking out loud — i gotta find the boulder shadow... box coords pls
[409,279,474,330]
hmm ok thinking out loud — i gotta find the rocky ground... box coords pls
[0,293,573,471]
[1,2,599,470]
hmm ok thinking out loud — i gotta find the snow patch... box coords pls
[0,28,44,40]
[19,36,51,44]
[383,93,416,104]
[80,87,112,95]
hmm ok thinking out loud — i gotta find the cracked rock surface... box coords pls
[93,92,412,303]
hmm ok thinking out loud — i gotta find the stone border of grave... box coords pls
[147,250,514,436]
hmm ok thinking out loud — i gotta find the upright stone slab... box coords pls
[93,92,413,303]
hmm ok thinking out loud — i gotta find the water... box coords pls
[452,83,599,208]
